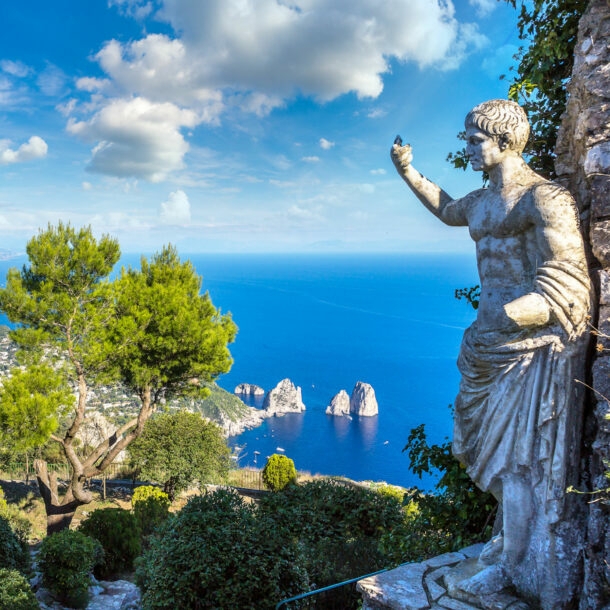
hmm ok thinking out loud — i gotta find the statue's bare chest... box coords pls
[467,191,533,242]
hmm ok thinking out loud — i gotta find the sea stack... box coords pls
[326,389,351,416]
[263,378,306,416]
[234,383,265,396]
[349,381,378,416]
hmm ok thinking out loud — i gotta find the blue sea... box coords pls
[192,253,478,489]
[0,252,478,489]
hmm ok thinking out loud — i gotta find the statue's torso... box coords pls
[466,186,543,331]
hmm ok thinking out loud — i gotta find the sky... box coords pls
[0,0,522,255]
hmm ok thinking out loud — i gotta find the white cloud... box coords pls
[302,156,320,163]
[469,0,497,16]
[109,0,155,19]
[0,60,31,78]
[82,181,93,190]
[67,97,198,182]
[370,168,386,175]
[160,189,191,224]
[37,64,67,96]
[367,108,387,119]
[0,136,48,164]
[148,0,484,100]
[71,0,487,181]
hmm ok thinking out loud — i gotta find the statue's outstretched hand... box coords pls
[391,136,413,173]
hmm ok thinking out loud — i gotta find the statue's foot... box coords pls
[457,564,511,596]
[478,533,504,566]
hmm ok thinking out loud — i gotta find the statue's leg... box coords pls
[501,473,532,567]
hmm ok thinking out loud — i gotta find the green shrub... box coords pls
[136,488,309,609]
[262,453,297,491]
[258,479,404,608]
[132,486,171,539]
[0,568,38,610]
[0,515,30,577]
[0,489,31,551]
[37,529,103,609]
[380,424,497,564]
[78,508,141,579]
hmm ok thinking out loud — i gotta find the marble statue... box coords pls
[391,99,591,607]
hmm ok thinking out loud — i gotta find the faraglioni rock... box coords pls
[325,389,350,416]
[349,382,378,416]
[263,378,306,416]
[234,383,265,396]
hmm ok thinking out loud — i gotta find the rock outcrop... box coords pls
[263,378,306,416]
[214,406,266,437]
[349,382,378,416]
[234,383,265,396]
[326,389,350,416]
[553,1,610,605]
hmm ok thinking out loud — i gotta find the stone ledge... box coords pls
[357,545,529,610]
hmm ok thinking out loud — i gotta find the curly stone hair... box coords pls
[465,99,530,153]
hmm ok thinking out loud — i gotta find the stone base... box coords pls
[357,545,529,610]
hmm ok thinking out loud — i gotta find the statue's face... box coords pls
[465,126,504,172]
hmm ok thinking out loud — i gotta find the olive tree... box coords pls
[128,411,231,500]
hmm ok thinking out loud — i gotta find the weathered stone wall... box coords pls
[554,0,610,606]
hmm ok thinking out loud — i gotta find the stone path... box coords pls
[357,544,529,610]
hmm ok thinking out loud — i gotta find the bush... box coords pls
[379,423,497,564]
[37,529,103,609]
[132,486,171,539]
[136,488,309,609]
[262,453,297,491]
[0,515,30,576]
[0,488,31,551]
[78,508,141,579]
[258,479,404,608]
[0,568,38,610]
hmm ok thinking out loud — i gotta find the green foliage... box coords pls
[454,286,480,310]
[258,480,404,608]
[371,483,406,505]
[132,486,171,538]
[0,488,31,553]
[0,365,74,452]
[192,382,249,422]
[128,411,231,500]
[0,568,39,610]
[78,508,141,579]
[505,0,587,177]
[0,515,30,577]
[107,245,237,403]
[0,222,120,375]
[262,453,297,491]
[380,424,496,564]
[135,488,309,609]
[37,529,103,609]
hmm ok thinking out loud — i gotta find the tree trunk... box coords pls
[35,459,84,535]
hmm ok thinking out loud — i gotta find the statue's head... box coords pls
[465,99,530,154]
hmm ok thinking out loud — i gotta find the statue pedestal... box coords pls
[357,545,531,610]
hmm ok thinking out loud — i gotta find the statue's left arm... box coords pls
[504,184,590,333]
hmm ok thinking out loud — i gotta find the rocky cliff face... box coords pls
[263,378,306,416]
[554,1,610,605]
[234,383,265,396]
[326,389,350,416]
[214,406,266,437]
[349,382,378,417]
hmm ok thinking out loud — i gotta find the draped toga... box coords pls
[452,260,591,523]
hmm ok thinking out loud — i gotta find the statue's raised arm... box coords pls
[390,137,468,227]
